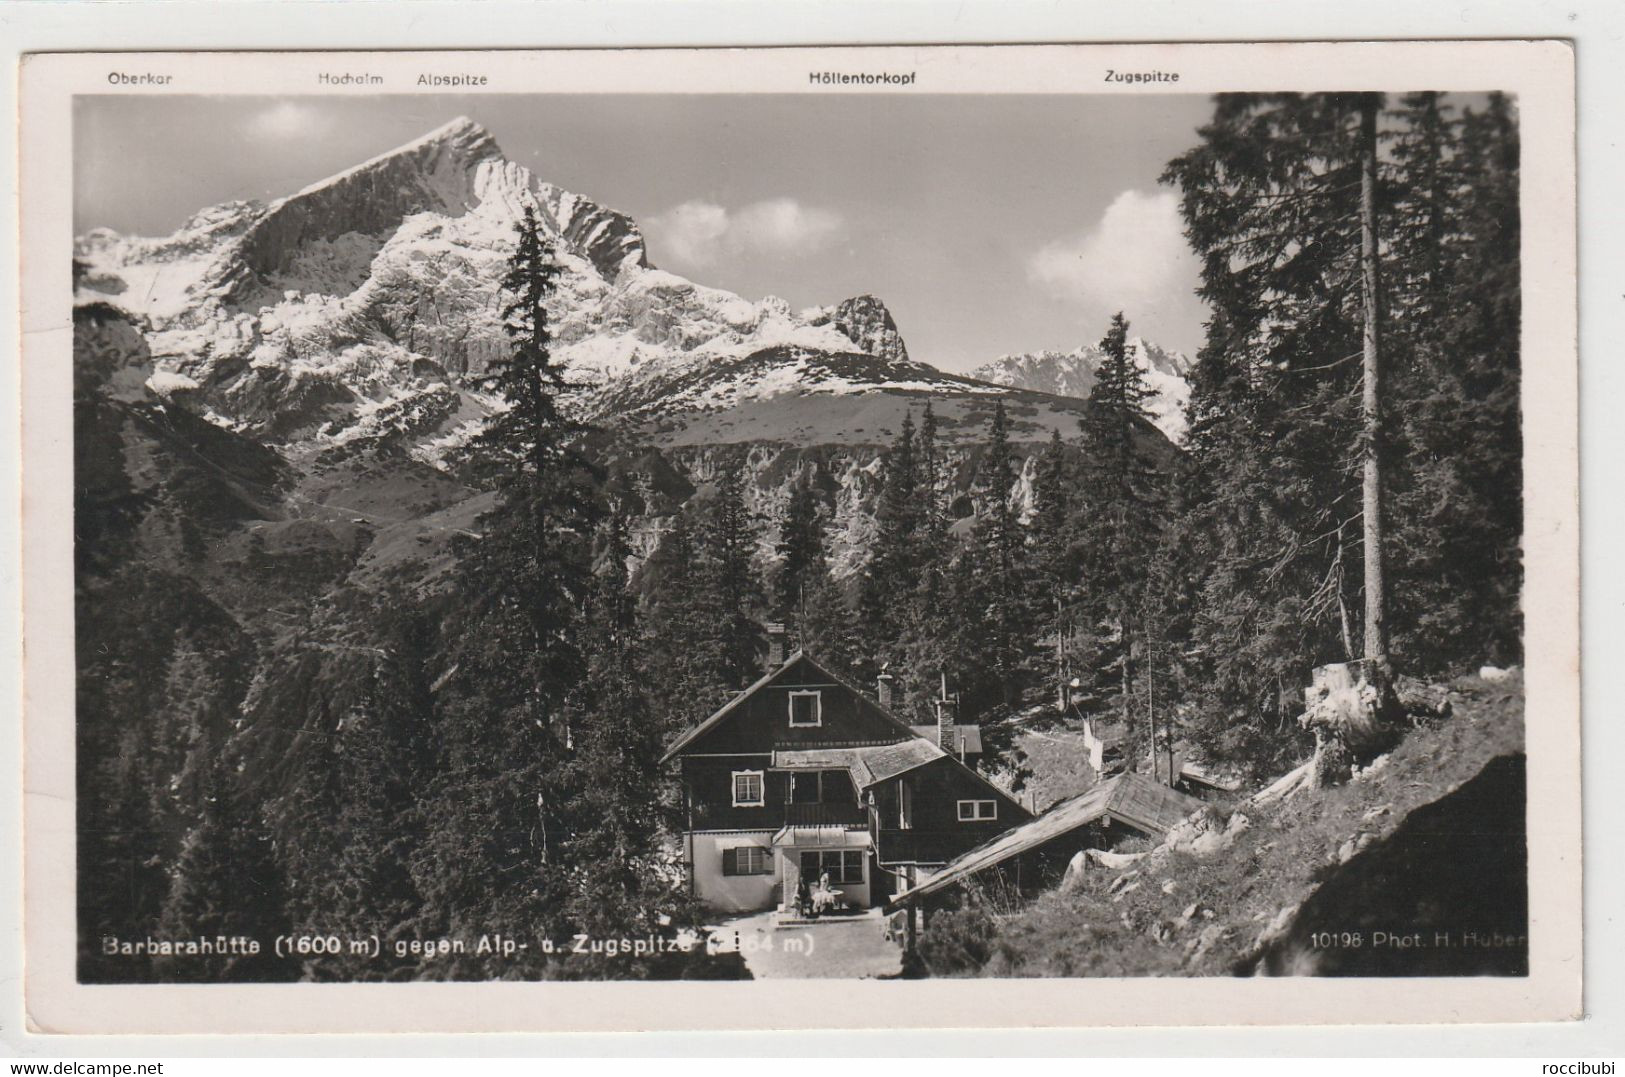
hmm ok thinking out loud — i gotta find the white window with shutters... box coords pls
[722,845,773,876]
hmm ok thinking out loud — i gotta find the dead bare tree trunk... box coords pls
[1359,94,1389,669]
[1300,97,1403,787]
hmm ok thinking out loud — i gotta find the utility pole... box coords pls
[1358,94,1388,668]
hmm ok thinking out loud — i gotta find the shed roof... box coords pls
[888,772,1203,908]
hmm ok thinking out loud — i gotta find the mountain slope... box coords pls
[919,673,1525,978]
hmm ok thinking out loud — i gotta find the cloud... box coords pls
[1027,189,1199,324]
[646,197,845,266]
[247,101,331,140]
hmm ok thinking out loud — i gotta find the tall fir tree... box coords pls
[970,401,1031,708]
[863,412,922,659]
[285,600,440,982]
[917,402,947,553]
[643,511,732,732]
[414,201,599,973]
[1156,91,1520,777]
[156,742,299,983]
[1159,95,1374,776]
[1384,92,1523,671]
[1074,313,1167,769]
[696,460,764,691]
[801,567,864,679]
[1027,427,1076,701]
[775,466,826,637]
[557,510,676,974]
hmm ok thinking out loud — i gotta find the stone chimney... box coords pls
[936,672,958,753]
[876,667,896,711]
[765,622,786,669]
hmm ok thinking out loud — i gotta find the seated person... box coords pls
[811,871,841,914]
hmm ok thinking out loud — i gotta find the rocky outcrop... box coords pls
[73,301,155,402]
[535,182,649,280]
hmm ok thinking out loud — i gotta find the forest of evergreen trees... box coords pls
[73,92,1522,982]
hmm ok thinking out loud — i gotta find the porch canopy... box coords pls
[770,825,873,849]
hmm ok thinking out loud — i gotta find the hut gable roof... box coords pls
[659,650,919,763]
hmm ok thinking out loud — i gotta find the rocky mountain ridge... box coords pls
[970,337,1194,443]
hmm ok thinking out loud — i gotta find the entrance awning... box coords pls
[770,825,873,849]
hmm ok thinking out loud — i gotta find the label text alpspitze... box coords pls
[419,74,489,87]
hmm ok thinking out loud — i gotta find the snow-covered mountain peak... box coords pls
[970,337,1194,443]
[286,115,502,202]
[74,118,1179,467]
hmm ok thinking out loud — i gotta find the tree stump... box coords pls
[1299,659,1404,787]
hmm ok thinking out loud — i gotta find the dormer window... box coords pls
[788,690,822,728]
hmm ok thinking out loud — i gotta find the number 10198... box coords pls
[1310,931,1364,948]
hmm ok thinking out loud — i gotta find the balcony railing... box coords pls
[783,801,867,827]
[689,799,867,830]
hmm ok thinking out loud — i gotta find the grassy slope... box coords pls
[929,672,1525,978]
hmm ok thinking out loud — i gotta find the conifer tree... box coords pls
[156,745,298,983]
[415,202,597,972]
[292,601,439,981]
[643,511,730,728]
[696,460,763,690]
[1154,92,1528,777]
[559,511,672,963]
[867,412,922,650]
[970,401,1030,707]
[1072,314,1167,767]
[1385,92,1523,671]
[917,402,947,551]
[1027,428,1076,700]
[775,467,825,635]
[802,567,864,679]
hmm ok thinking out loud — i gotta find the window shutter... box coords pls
[722,848,739,876]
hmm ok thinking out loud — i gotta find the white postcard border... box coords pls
[17,41,1580,1035]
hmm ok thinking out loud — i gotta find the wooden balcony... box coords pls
[688,798,867,831]
[783,801,867,827]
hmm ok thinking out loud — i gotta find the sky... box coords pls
[75,94,1216,372]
